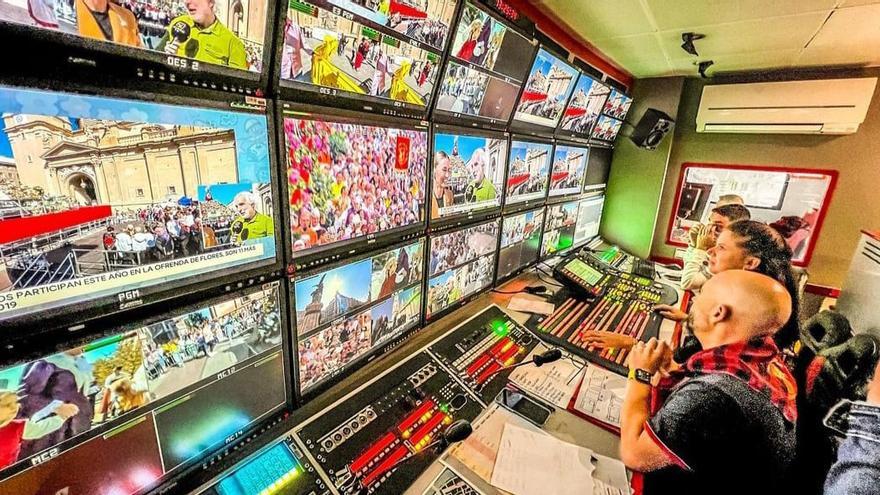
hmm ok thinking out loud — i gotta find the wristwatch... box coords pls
[628,367,653,385]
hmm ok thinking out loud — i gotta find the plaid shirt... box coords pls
[653,335,798,423]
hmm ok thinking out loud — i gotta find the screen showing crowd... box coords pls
[558,74,609,137]
[281,0,439,108]
[513,48,578,128]
[591,115,623,142]
[426,219,498,318]
[497,208,543,280]
[541,200,578,257]
[505,140,551,205]
[294,239,424,392]
[284,116,427,255]
[0,284,286,493]
[430,132,505,220]
[326,0,458,52]
[603,88,632,121]
[1,0,268,72]
[0,86,276,323]
[549,144,588,197]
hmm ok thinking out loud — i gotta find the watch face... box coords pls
[636,369,652,384]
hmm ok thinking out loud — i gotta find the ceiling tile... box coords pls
[839,0,880,6]
[646,0,839,31]
[797,4,880,66]
[668,49,800,75]
[537,0,655,40]
[591,34,673,77]
[655,12,828,58]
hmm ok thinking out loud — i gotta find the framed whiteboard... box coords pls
[666,162,838,266]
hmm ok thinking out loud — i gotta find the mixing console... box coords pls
[293,352,483,495]
[428,305,538,403]
[554,251,678,306]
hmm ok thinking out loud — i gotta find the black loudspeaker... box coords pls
[630,108,675,150]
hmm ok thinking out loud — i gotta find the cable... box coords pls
[491,285,548,295]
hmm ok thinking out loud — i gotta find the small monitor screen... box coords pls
[497,208,544,280]
[326,0,458,52]
[541,200,578,257]
[584,146,611,192]
[573,194,605,246]
[280,0,440,110]
[436,0,534,124]
[0,0,269,73]
[426,219,498,319]
[0,85,277,324]
[603,88,633,121]
[284,115,427,257]
[558,74,610,136]
[591,114,623,142]
[505,140,551,206]
[293,239,424,393]
[0,283,287,493]
[430,131,506,221]
[513,48,578,128]
[549,144,589,198]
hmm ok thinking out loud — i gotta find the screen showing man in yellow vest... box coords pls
[231,191,274,244]
[158,0,248,69]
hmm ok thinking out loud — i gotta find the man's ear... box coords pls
[709,303,730,324]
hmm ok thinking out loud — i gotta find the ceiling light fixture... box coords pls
[698,60,714,78]
[681,32,705,56]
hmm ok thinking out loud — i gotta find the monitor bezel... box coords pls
[427,124,507,232]
[554,71,611,143]
[0,2,281,99]
[272,0,455,121]
[0,76,286,336]
[423,216,500,323]
[276,100,431,272]
[0,277,293,493]
[429,0,538,132]
[502,134,553,214]
[288,236,426,401]
[508,44,579,137]
[546,140,590,204]
[493,205,546,287]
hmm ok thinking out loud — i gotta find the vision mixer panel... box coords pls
[293,352,483,495]
[428,305,539,404]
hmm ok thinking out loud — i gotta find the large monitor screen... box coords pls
[603,88,633,121]
[513,48,578,128]
[283,113,427,257]
[504,139,551,206]
[0,85,277,325]
[0,283,287,494]
[497,207,543,280]
[430,131,506,222]
[0,0,270,73]
[293,239,424,393]
[434,0,534,125]
[426,219,498,319]
[573,194,604,246]
[591,114,623,143]
[557,74,609,137]
[279,0,440,112]
[548,144,588,198]
[541,199,578,257]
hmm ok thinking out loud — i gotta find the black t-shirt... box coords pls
[644,373,796,495]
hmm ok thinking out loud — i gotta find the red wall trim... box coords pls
[804,283,841,299]
[503,0,634,89]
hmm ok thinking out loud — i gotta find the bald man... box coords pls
[620,270,798,495]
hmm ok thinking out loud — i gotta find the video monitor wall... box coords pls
[434,0,535,127]
[548,144,589,199]
[512,48,578,129]
[292,239,424,394]
[430,129,506,223]
[426,219,499,320]
[278,0,444,117]
[497,207,544,281]
[541,199,578,258]
[0,0,273,75]
[573,194,605,247]
[504,139,552,208]
[590,88,630,144]
[0,283,288,494]
[0,85,278,327]
[556,73,610,139]
[282,110,427,261]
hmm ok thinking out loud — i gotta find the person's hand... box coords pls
[628,338,672,375]
[653,304,688,322]
[581,331,637,349]
[688,224,705,247]
[695,226,715,251]
[867,359,880,405]
[55,403,79,420]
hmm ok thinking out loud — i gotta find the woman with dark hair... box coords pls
[585,220,801,351]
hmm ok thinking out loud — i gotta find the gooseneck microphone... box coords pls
[477,348,563,388]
